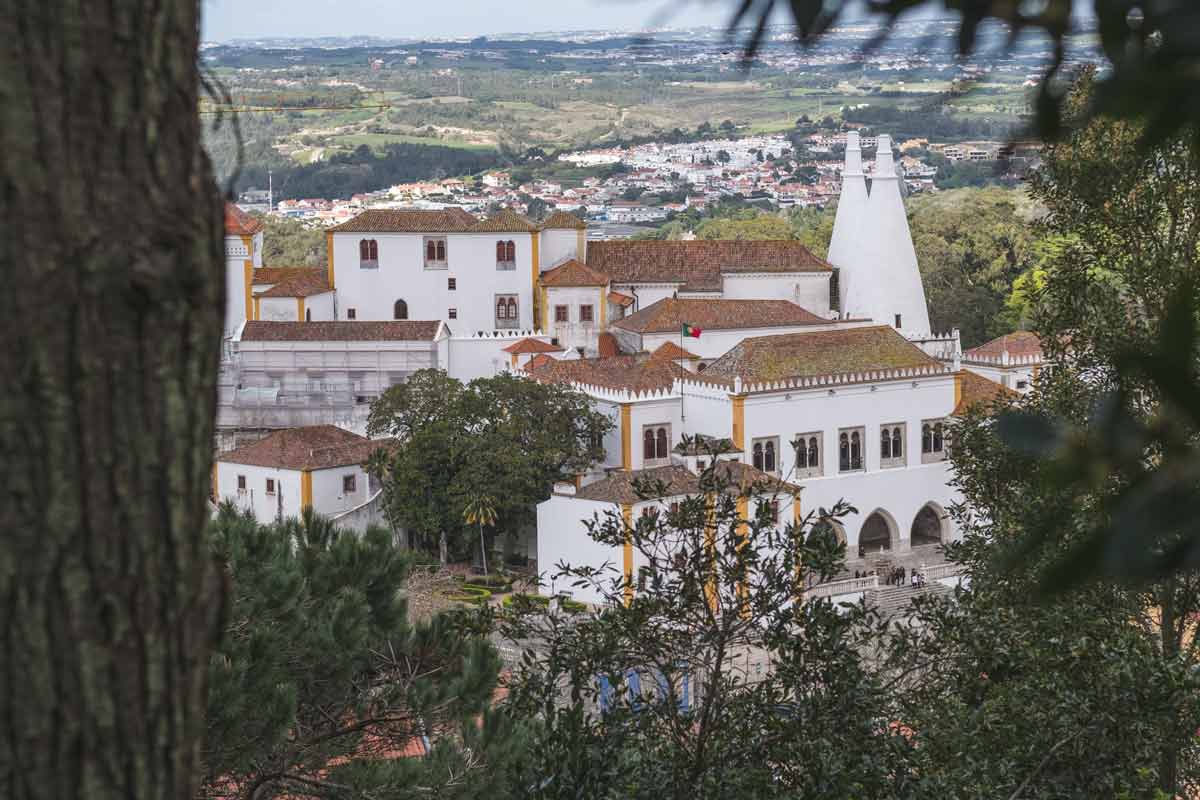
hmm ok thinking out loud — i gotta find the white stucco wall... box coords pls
[540,228,581,269]
[215,462,303,524]
[537,495,623,604]
[259,296,301,322]
[545,285,607,355]
[311,463,371,517]
[738,375,960,550]
[721,273,832,315]
[965,363,1038,394]
[305,291,336,321]
[445,332,549,382]
[627,398,683,471]
[332,231,536,332]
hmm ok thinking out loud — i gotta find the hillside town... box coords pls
[240,129,1035,231]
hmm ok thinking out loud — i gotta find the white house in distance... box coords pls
[213,425,388,529]
[960,331,1045,393]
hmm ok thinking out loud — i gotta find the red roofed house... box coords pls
[213,425,390,528]
[961,330,1045,393]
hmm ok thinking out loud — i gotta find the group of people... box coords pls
[852,565,928,588]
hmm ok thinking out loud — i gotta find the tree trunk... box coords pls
[439,531,449,566]
[0,3,225,799]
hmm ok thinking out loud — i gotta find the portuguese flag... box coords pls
[682,323,702,338]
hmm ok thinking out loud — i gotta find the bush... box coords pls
[464,574,514,593]
[444,585,492,606]
[501,594,586,613]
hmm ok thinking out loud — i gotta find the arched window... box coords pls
[794,439,808,469]
[849,431,861,470]
[932,423,944,452]
[808,437,819,468]
[496,240,506,262]
[393,299,408,320]
[891,427,903,458]
[506,297,517,320]
[359,239,378,267]
[496,297,508,319]
[427,239,437,262]
[305,309,312,322]
[880,428,892,460]
[753,441,764,470]
[839,432,849,472]
[764,440,776,472]
[922,424,933,454]
[656,428,669,459]
[644,429,656,461]
[506,240,516,262]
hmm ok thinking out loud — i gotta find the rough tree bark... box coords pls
[0,2,225,799]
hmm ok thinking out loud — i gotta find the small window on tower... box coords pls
[448,308,458,319]
[894,313,902,328]
[347,308,357,320]
[342,474,356,494]
[236,475,246,491]
[265,478,276,495]
[448,277,457,291]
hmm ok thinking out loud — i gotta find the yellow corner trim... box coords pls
[731,395,746,450]
[620,403,632,470]
[297,297,306,321]
[326,231,335,290]
[300,469,313,510]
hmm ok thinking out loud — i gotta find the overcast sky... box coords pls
[201,0,744,42]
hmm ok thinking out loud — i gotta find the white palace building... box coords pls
[214,133,1033,593]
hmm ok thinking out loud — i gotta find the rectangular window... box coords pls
[495,294,519,329]
[342,474,357,494]
[579,304,594,323]
[761,499,779,525]
[1016,379,1029,390]
[347,308,357,320]
[642,424,671,467]
[880,423,906,469]
[894,313,902,328]
[265,478,276,495]
[448,277,457,291]
[838,427,865,473]
[448,308,457,319]
[751,436,779,474]
[829,268,840,312]
[921,419,947,463]
[236,475,246,491]
[554,305,569,323]
[423,236,448,269]
[793,432,822,478]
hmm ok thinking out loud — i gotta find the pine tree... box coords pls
[201,506,522,799]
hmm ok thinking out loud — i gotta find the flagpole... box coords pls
[680,323,686,424]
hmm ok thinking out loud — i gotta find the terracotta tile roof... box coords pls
[963,330,1044,361]
[704,325,941,383]
[330,208,478,233]
[597,332,621,357]
[523,353,557,372]
[240,321,442,342]
[953,370,1019,415]
[528,354,683,394]
[575,461,798,504]
[252,266,316,285]
[607,290,635,307]
[540,259,611,287]
[225,203,264,236]
[254,268,332,298]
[217,425,388,471]
[502,337,564,354]
[649,341,700,361]
[470,208,539,233]
[586,239,830,292]
[541,210,588,230]
[612,298,828,335]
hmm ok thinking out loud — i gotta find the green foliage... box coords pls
[256,213,327,268]
[497,450,912,799]
[693,209,793,240]
[202,505,517,798]
[368,369,612,563]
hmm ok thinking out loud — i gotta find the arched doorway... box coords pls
[393,299,408,320]
[910,503,946,547]
[859,510,895,554]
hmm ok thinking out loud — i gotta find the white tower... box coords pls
[827,133,931,335]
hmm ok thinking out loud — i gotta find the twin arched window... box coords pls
[643,426,670,463]
[359,239,379,266]
[495,296,518,320]
[752,438,777,473]
[839,430,862,472]
[496,240,516,266]
[795,435,819,470]
[393,299,408,320]
[426,238,447,264]
[881,426,903,460]
[922,422,945,454]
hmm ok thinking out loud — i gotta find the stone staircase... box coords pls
[869,582,953,617]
